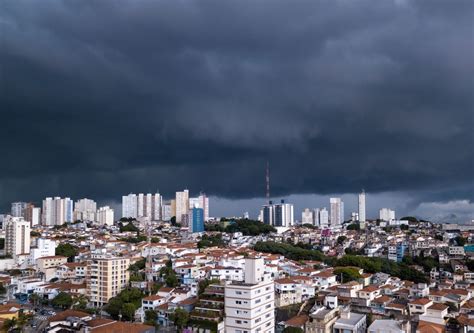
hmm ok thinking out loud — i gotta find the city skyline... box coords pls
[1,1,473,223]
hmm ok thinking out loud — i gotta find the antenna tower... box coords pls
[266,161,270,203]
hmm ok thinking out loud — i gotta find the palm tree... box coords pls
[3,317,17,331]
[29,293,40,308]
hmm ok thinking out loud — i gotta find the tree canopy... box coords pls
[55,243,79,261]
[52,292,73,309]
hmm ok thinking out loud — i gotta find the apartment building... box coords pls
[5,216,30,256]
[86,252,130,307]
[224,257,275,333]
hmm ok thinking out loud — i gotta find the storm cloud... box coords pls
[1,0,473,221]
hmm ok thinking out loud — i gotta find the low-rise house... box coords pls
[274,278,302,307]
[333,310,366,333]
[368,319,409,333]
[419,303,448,325]
[306,307,339,333]
[408,298,433,315]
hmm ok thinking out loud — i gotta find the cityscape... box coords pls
[1,1,473,333]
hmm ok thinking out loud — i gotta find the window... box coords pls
[236,320,242,324]
[236,291,242,295]
[236,301,242,304]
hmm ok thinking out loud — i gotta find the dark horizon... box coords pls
[1,0,473,222]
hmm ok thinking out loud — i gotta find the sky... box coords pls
[1,0,473,223]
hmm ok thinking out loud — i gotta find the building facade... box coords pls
[224,257,275,333]
[86,253,130,307]
[5,216,31,256]
[330,198,344,227]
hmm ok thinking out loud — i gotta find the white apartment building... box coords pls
[224,257,275,333]
[11,202,27,218]
[42,197,73,225]
[358,190,366,222]
[379,208,395,222]
[122,194,138,218]
[302,208,314,225]
[96,206,114,226]
[319,208,329,228]
[122,193,162,220]
[175,189,189,223]
[189,193,210,221]
[29,238,56,263]
[74,198,97,221]
[330,198,344,227]
[262,200,294,227]
[5,216,31,256]
[86,252,130,307]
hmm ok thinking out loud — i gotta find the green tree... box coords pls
[337,236,347,245]
[171,308,189,328]
[400,216,418,223]
[52,292,73,309]
[455,236,467,246]
[145,309,158,325]
[3,318,17,330]
[334,267,361,283]
[346,223,360,231]
[55,243,79,261]
[122,302,137,321]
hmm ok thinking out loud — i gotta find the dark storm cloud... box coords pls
[0,0,473,217]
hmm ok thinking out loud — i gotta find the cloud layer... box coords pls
[1,0,473,220]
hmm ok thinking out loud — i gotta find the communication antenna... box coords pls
[266,161,270,204]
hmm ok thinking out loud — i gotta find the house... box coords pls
[368,319,409,333]
[333,310,366,333]
[305,307,339,333]
[419,303,448,325]
[274,278,302,307]
[409,283,429,298]
[357,285,380,301]
[416,320,445,333]
[408,298,433,315]
[314,271,337,290]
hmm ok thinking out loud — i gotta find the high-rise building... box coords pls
[189,193,210,221]
[262,200,294,227]
[30,238,56,262]
[189,206,204,233]
[319,208,329,228]
[123,193,162,220]
[5,216,31,256]
[11,202,27,218]
[42,197,73,225]
[302,208,314,225]
[224,257,274,333]
[86,252,130,307]
[379,208,395,222]
[313,208,320,226]
[74,198,97,221]
[358,190,366,223]
[152,193,162,221]
[96,206,114,226]
[122,194,138,218]
[175,189,189,224]
[24,203,41,226]
[162,201,172,221]
[330,197,344,227]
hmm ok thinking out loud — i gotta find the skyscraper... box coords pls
[122,194,138,218]
[96,206,114,226]
[190,206,204,233]
[262,200,294,227]
[189,193,210,221]
[358,190,366,223]
[175,189,189,223]
[11,202,27,218]
[42,197,73,225]
[301,208,314,224]
[379,208,395,221]
[319,208,329,228]
[74,198,97,221]
[5,216,31,256]
[330,197,344,227]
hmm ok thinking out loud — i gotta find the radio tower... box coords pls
[266,161,270,204]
